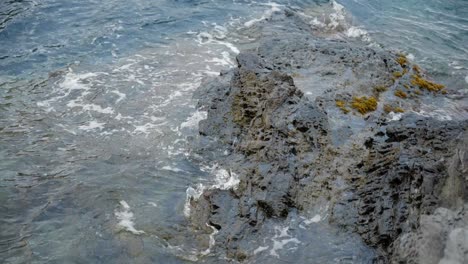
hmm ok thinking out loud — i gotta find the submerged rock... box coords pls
[188,8,468,263]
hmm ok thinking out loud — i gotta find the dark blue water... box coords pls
[1,0,467,263]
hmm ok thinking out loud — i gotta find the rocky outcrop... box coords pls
[330,116,468,262]
[188,8,468,263]
[190,52,329,260]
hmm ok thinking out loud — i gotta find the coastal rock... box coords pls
[330,115,468,261]
[190,51,329,260]
[188,8,468,263]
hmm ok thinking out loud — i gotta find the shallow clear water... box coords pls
[1,0,467,263]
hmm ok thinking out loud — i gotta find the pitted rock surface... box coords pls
[189,8,468,263]
[190,52,329,260]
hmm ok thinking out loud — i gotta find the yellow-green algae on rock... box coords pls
[351,96,378,114]
[411,74,445,92]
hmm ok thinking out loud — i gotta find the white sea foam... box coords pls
[167,244,199,262]
[205,51,235,67]
[311,17,326,28]
[269,226,301,258]
[253,246,269,254]
[166,224,218,261]
[243,3,282,28]
[329,0,346,29]
[201,224,218,256]
[111,90,127,103]
[346,26,371,42]
[270,238,301,257]
[133,122,163,135]
[184,183,206,217]
[304,214,322,224]
[253,226,301,258]
[211,167,240,191]
[115,200,145,235]
[67,100,114,114]
[60,72,98,91]
[78,120,105,131]
[180,110,207,129]
[37,71,99,112]
[196,32,239,54]
[251,225,301,257]
[300,203,329,228]
[388,112,404,121]
[449,61,464,70]
[40,70,118,116]
[307,0,372,42]
[212,24,228,40]
[184,165,240,217]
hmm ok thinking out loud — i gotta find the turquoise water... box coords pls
[1,0,467,263]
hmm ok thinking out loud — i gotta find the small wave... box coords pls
[115,200,145,235]
[243,2,282,28]
[196,31,240,54]
[180,110,207,130]
[304,1,372,42]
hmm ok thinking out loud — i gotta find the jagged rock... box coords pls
[190,52,329,260]
[189,8,468,263]
[330,115,468,259]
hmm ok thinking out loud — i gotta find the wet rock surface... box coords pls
[188,8,468,263]
[191,52,331,260]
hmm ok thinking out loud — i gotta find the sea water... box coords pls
[1,0,467,263]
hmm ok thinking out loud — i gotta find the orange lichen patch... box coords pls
[394,107,405,113]
[335,100,350,114]
[351,96,378,114]
[414,89,422,95]
[393,71,403,78]
[403,68,408,75]
[396,55,408,67]
[395,90,408,99]
[412,65,421,74]
[403,84,410,89]
[411,74,445,92]
[336,100,345,108]
[384,104,405,113]
[441,89,448,94]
